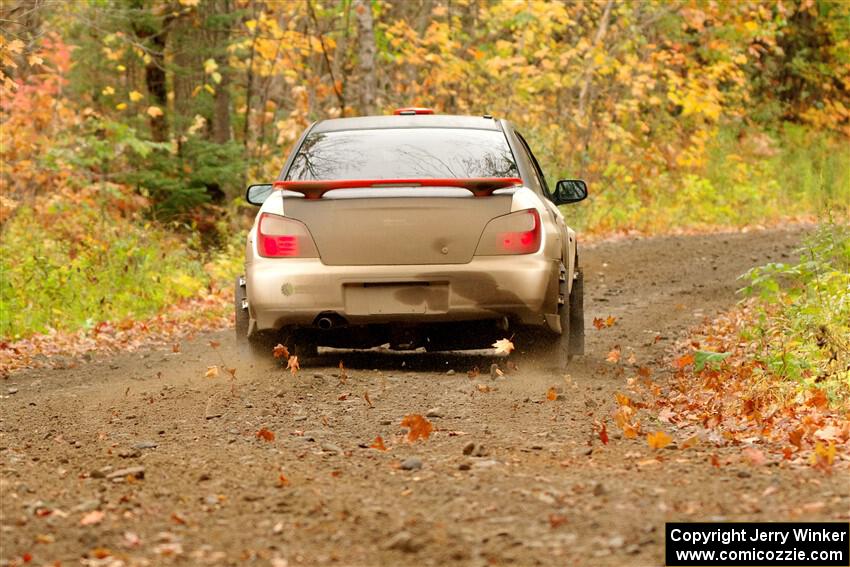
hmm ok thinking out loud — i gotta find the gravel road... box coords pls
[2,227,846,567]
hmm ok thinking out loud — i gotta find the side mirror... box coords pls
[552,179,588,205]
[246,183,274,206]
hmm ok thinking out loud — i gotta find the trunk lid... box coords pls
[283,191,513,265]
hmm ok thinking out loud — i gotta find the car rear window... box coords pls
[285,128,518,180]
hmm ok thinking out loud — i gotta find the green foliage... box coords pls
[558,124,850,234]
[740,224,850,403]
[0,200,211,338]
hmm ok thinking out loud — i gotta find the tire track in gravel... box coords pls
[3,225,847,567]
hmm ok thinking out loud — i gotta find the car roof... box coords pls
[311,115,502,133]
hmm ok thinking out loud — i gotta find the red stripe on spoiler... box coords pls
[273,177,523,199]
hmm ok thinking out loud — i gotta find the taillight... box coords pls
[256,213,319,258]
[475,209,542,255]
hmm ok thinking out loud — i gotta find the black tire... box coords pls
[522,262,570,370]
[569,268,585,357]
[234,276,277,360]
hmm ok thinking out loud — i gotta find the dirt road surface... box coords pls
[2,227,846,567]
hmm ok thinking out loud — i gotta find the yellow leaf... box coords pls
[203,58,218,74]
[146,106,164,118]
[129,90,143,102]
[205,365,219,379]
[245,19,257,31]
[647,430,672,450]
[27,54,43,67]
[102,86,115,96]
[115,103,127,110]
[492,338,515,355]
[178,0,200,5]
[211,71,222,84]
[116,65,126,72]
[204,84,215,95]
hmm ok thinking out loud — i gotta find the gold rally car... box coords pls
[237,109,587,368]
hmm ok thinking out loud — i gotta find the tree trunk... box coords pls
[577,0,613,127]
[353,0,376,115]
[211,0,232,144]
[130,1,170,142]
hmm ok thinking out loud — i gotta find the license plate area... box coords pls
[344,282,449,315]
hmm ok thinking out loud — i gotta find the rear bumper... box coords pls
[246,255,560,332]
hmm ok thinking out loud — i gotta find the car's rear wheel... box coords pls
[568,268,585,357]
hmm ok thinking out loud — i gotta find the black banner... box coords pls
[666,522,849,566]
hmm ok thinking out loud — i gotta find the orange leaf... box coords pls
[91,547,112,559]
[605,315,617,327]
[467,366,480,378]
[646,430,672,449]
[170,512,186,525]
[710,454,721,467]
[273,344,290,360]
[287,355,300,374]
[370,435,387,451]
[592,317,605,330]
[364,391,374,408]
[806,389,828,409]
[204,365,219,379]
[400,414,433,443]
[789,427,805,449]
[546,387,558,401]
[678,435,699,450]
[606,346,621,363]
[208,340,221,349]
[256,427,275,442]
[637,366,651,378]
[675,353,694,369]
[278,472,290,486]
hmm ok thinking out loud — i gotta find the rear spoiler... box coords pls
[273,177,523,200]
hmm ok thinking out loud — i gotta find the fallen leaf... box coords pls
[492,338,515,355]
[91,547,111,559]
[789,427,805,449]
[810,441,836,471]
[606,346,621,363]
[278,472,289,486]
[742,447,766,466]
[208,340,220,349]
[467,366,480,378]
[287,355,300,374]
[646,430,672,449]
[204,365,219,379]
[400,414,433,443]
[256,428,275,442]
[80,510,104,526]
[546,387,558,401]
[598,421,609,445]
[273,344,289,360]
[172,343,181,353]
[370,436,387,451]
[637,366,651,378]
[549,514,568,528]
[225,367,237,378]
[710,454,721,467]
[674,353,694,369]
[338,360,348,383]
[170,512,186,525]
[477,383,491,393]
[364,391,373,408]
[678,435,699,450]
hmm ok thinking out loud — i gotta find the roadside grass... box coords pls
[0,185,240,340]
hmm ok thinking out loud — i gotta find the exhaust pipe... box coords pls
[316,317,334,330]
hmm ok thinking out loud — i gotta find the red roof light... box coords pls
[393,107,435,115]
